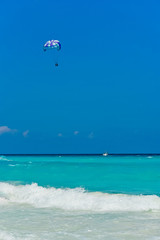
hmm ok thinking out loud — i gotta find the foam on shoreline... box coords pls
[0,182,160,212]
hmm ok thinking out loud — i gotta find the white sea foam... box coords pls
[0,196,9,205]
[0,156,12,161]
[0,231,16,240]
[0,231,34,240]
[0,182,160,212]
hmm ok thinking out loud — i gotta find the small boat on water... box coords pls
[103,152,108,156]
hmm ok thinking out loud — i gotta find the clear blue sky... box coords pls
[1,0,160,154]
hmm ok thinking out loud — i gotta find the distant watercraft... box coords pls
[103,153,108,156]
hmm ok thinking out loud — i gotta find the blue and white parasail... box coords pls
[43,40,61,67]
[43,40,61,51]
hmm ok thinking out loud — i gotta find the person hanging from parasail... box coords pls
[43,39,61,67]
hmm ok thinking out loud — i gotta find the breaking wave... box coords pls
[0,156,12,161]
[0,182,160,212]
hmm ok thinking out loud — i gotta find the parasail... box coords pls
[43,40,61,66]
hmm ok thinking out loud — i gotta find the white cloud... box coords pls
[0,126,17,135]
[74,131,79,135]
[88,132,94,139]
[58,133,63,137]
[23,130,29,137]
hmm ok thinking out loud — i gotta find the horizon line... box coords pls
[1,153,160,156]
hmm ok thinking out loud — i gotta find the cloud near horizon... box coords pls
[88,132,94,139]
[74,131,79,135]
[23,130,29,137]
[0,126,17,135]
[58,133,63,137]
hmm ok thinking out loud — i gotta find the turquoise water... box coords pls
[0,155,160,240]
[1,155,160,194]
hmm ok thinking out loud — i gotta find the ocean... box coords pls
[0,154,160,240]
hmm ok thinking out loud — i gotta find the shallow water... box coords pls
[0,155,160,240]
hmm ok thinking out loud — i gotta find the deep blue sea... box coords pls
[0,154,160,240]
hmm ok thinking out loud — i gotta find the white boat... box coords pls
[103,153,108,156]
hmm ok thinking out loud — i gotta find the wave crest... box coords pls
[0,182,160,212]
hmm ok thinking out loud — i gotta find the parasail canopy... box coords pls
[43,40,61,51]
